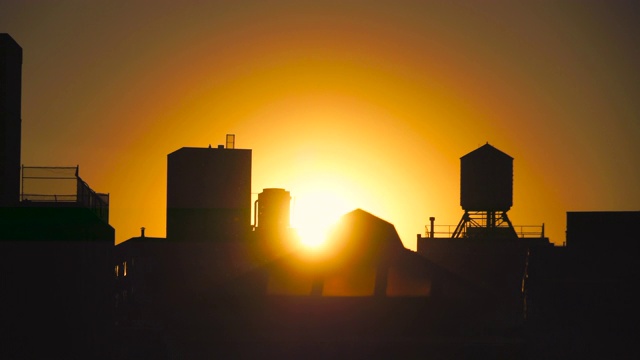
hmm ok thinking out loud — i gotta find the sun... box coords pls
[291,189,352,253]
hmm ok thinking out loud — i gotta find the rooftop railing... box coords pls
[20,166,109,223]
[424,224,545,239]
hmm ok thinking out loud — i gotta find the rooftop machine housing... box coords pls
[166,138,251,242]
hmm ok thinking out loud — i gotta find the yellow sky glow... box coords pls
[2,1,638,249]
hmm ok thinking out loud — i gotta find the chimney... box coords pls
[429,217,435,238]
[140,227,145,238]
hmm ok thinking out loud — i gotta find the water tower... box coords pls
[451,143,518,239]
[255,188,291,234]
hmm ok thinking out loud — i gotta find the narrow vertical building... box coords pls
[166,138,252,241]
[0,34,22,206]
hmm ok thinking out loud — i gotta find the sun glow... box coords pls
[291,189,353,253]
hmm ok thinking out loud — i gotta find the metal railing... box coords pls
[20,194,77,202]
[424,224,545,239]
[20,165,109,223]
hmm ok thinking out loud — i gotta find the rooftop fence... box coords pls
[424,223,545,239]
[20,166,109,223]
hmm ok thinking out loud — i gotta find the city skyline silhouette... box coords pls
[1,2,639,358]
[1,1,638,248]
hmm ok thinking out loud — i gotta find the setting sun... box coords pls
[290,186,353,253]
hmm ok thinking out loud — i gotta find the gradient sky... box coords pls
[2,1,638,249]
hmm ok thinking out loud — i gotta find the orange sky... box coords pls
[2,1,639,249]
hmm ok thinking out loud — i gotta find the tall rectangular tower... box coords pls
[0,34,22,206]
[166,144,252,241]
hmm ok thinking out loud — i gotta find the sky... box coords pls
[1,0,639,249]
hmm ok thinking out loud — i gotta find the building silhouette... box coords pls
[0,33,114,360]
[115,137,640,359]
[166,135,251,242]
[415,144,554,352]
[526,210,639,358]
[0,33,22,207]
[113,141,534,358]
[416,143,639,358]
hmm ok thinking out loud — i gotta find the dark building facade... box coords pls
[524,211,640,359]
[114,209,518,359]
[166,145,252,242]
[0,186,115,360]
